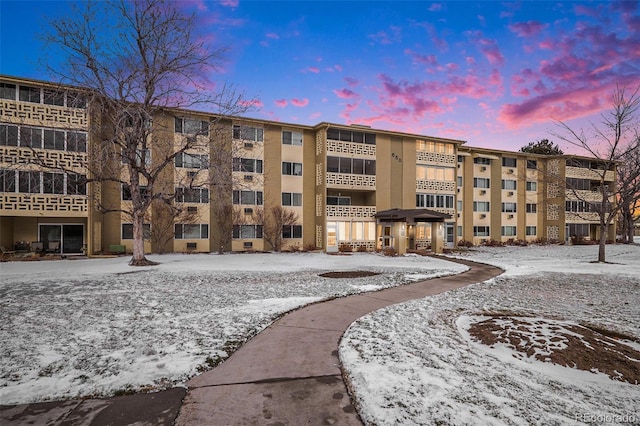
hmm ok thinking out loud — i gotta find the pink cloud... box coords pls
[309,112,321,120]
[291,98,309,107]
[538,40,554,50]
[344,77,359,87]
[265,32,280,40]
[274,99,287,108]
[239,99,264,109]
[405,49,438,67]
[220,0,238,7]
[306,67,320,74]
[477,37,505,66]
[509,21,547,37]
[428,3,442,12]
[333,88,358,99]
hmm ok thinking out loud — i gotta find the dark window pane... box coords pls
[0,83,16,100]
[326,156,339,173]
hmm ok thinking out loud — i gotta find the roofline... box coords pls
[313,122,466,145]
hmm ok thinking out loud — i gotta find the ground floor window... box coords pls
[121,223,151,239]
[38,224,84,254]
[233,224,263,239]
[501,226,517,236]
[175,223,208,239]
[416,223,432,240]
[526,226,537,236]
[282,225,302,239]
[567,223,590,237]
[474,226,490,237]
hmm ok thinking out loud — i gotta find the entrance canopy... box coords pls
[374,208,451,223]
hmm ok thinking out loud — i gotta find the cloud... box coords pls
[368,26,401,45]
[309,112,321,120]
[274,99,287,108]
[428,3,442,12]
[333,88,359,99]
[344,77,359,87]
[325,65,343,73]
[509,21,547,37]
[306,67,320,74]
[478,38,505,66]
[405,49,438,67]
[239,99,264,109]
[291,98,309,107]
[220,0,239,7]
[265,32,280,40]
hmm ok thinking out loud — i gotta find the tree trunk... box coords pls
[129,212,156,266]
[598,185,607,263]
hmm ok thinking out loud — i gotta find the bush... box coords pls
[382,247,397,256]
[483,239,505,247]
[302,242,318,252]
[457,239,474,248]
[506,238,528,247]
[338,243,353,253]
[356,245,368,252]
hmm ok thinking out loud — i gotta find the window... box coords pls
[233,190,263,205]
[123,148,152,166]
[457,200,463,211]
[232,224,263,239]
[473,157,491,165]
[175,224,209,239]
[502,157,517,167]
[326,127,376,144]
[282,130,303,146]
[526,181,537,191]
[175,117,209,135]
[473,201,490,212]
[527,160,537,169]
[566,200,596,213]
[66,173,86,195]
[416,193,454,208]
[122,184,148,201]
[176,188,209,203]
[416,140,453,154]
[18,171,40,193]
[473,226,490,236]
[416,165,455,181]
[122,223,151,239]
[19,85,41,103]
[502,203,517,213]
[20,127,42,148]
[0,169,16,192]
[327,195,351,205]
[282,162,303,176]
[473,178,490,188]
[175,152,208,169]
[457,176,463,186]
[44,89,65,106]
[44,129,65,150]
[566,178,591,191]
[282,192,302,206]
[457,226,463,237]
[233,125,263,142]
[0,83,16,100]
[233,158,263,173]
[567,223,590,237]
[526,203,537,213]
[526,226,537,236]
[282,225,303,239]
[0,124,18,146]
[67,132,87,152]
[67,92,86,108]
[502,180,517,190]
[501,226,517,236]
[326,156,375,175]
[42,172,64,194]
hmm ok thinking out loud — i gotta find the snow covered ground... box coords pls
[0,252,465,405]
[340,243,640,425]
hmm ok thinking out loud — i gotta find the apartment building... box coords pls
[457,146,616,245]
[0,75,615,256]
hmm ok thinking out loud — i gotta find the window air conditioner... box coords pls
[187,171,197,178]
[244,208,253,214]
[508,191,514,196]
[187,206,198,213]
[508,214,514,219]
[508,169,514,174]
[480,166,487,171]
[244,142,254,149]
[244,175,253,181]
[243,241,253,248]
[186,242,197,249]
[480,214,486,219]
[480,190,486,195]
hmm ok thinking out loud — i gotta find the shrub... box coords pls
[357,245,368,252]
[483,239,505,247]
[302,242,318,252]
[457,239,474,248]
[338,243,353,253]
[382,247,397,256]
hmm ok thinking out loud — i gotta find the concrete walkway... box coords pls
[1,257,502,425]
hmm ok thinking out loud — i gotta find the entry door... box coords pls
[326,222,338,252]
[39,224,84,254]
[445,223,455,248]
[382,225,393,248]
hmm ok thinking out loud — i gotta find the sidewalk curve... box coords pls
[0,256,502,426]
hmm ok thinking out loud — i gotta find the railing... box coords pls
[326,172,376,189]
[416,151,456,165]
[565,166,615,182]
[326,139,376,157]
[326,205,376,219]
[1,99,87,128]
[1,193,88,216]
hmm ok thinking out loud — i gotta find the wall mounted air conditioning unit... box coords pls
[244,208,253,214]
[508,169,514,174]
[508,191,514,196]
[244,175,253,181]
[243,241,253,248]
[187,206,198,213]
[187,171,197,178]
[186,242,197,250]
[507,214,514,219]
[480,190,486,195]
[480,214,486,219]
[244,142,254,149]
[480,166,487,171]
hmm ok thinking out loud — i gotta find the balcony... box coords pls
[0,193,88,217]
[326,172,376,189]
[326,205,376,220]
[565,166,615,182]
[0,98,87,129]
[416,151,456,166]
[326,139,376,157]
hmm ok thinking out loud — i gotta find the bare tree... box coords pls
[553,85,640,262]
[520,139,564,155]
[616,138,640,243]
[258,205,299,252]
[41,0,248,265]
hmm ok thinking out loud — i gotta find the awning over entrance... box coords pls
[374,208,451,223]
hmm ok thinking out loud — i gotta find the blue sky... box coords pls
[1,0,639,153]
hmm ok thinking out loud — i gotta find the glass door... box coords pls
[326,222,337,252]
[39,225,61,253]
[63,225,84,254]
[39,224,85,254]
